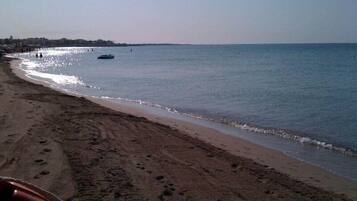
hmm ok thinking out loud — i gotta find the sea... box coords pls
[11,44,357,181]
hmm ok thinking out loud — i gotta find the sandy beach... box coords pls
[1,56,356,201]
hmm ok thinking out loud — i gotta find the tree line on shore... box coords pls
[0,36,174,57]
[0,37,130,55]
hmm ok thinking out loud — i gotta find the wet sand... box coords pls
[1,57,356,201]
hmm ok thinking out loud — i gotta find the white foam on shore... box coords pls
[220,120,356,157]
[25,70,84,85]
[20,59,40,70]
[14,55,85,86]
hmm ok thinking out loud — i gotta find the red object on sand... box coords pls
[0,179,49,201]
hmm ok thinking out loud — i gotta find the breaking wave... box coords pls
[224,120,356,157]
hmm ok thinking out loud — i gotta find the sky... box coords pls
[0,0,356,44]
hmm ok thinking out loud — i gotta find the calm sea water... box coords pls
[12,44,357,180]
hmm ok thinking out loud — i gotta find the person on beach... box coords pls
[39,53,43,58]
[35,53,38,58]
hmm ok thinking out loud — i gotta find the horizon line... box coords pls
[1,36,357,46]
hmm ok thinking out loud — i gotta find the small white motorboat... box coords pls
[97,54,115,59]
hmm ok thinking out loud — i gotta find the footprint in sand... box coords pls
[136,163,146,170]
[164,184,176,192]
[33,170,50,179]
[231,163,239,168]
[39,170,50,175]
[7,133,16,137]
[155,175,164,181]
[34,159,47,166]
[145,155,152,161]
[43,148,52,153]
[159,188,173,200]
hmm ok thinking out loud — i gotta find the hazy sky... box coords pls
[1,0,356,44]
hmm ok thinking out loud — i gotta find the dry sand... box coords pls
[0,57,356,201]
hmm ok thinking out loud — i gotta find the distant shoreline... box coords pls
[0,37,180,54]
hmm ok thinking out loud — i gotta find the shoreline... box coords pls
[1,57,356,200]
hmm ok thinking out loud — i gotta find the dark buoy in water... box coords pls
[39,53,43,58]
[35,53,38,58]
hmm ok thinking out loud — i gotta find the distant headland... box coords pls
[0,36,174,56]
